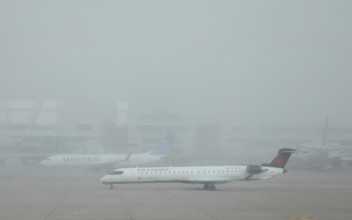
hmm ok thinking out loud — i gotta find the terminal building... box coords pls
[1,99,352,165]
[0,99,128,155]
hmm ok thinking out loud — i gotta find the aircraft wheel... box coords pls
[203,184,210,190]
[109,183,114,190]
[210,184,216,190]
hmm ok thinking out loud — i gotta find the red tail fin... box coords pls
[262,148,295,168]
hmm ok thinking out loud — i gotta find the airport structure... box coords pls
[1,99,352,165]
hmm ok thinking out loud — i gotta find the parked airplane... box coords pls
[291,117,351,170]
[100,148,295,190]
[40,133,174,170]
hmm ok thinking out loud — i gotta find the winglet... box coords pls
[322,115,329,146]
[124,151,132,162]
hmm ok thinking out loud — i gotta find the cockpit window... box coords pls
[112,171,124,175]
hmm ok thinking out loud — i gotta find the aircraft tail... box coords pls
[150,133,174,156]
[262,148,295,168]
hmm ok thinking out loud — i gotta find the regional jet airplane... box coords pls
[40,133,174,170]
[100,148,295,190]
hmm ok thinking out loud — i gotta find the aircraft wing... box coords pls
[340,155,352,161]
[181,177,232,184]
[0,153,50,165]
[87,152,132,171]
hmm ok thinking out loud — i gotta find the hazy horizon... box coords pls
[1,1,352,127]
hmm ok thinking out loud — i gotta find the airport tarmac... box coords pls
[0,166,351,220]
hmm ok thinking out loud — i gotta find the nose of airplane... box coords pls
[39,160,49,166]
[100,175,110,184]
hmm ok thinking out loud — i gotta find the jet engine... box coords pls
[246,165,265,174]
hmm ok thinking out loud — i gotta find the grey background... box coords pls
[1,1,351,127]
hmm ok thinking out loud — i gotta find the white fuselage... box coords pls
[100,165,285,184]
[40,153,163,168]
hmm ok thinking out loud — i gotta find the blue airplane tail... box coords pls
[151,133,174,156]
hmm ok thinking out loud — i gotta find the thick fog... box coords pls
[1,2,352,219]
[1,0,351,127]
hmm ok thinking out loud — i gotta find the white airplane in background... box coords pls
[100,148,295,190]
[40,133,174,170]
[291,117,352,170]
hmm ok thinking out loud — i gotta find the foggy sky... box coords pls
[1,1,352,127]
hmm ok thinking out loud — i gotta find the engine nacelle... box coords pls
[246,165,264,174]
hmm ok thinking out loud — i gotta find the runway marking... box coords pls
[158,189,219,220]
[116,187,135,220]
[171,194,220,220]
[285,216,316,220]
[108,185,180,219]
[116,185,216,219]
[62,188,125,219]
[62,186,147,219]
[108,185,215,220]
[43,191,70,220]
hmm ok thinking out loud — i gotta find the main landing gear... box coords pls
[203,184,216,191]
